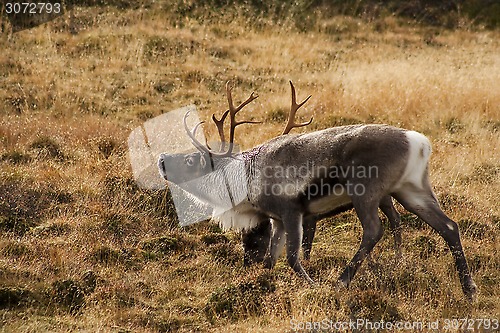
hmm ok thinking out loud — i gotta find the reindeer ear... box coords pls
[200,154,207,168]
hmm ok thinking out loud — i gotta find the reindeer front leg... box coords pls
[264,218,285,269]
[282,212,315,284]
[302,216,317,261]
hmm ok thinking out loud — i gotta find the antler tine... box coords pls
[183,111,210,155]
[224,81,260,154]
[212,110,229,142]
[282,81,313,135]
[212,110,229,151]
[225,81,259,115]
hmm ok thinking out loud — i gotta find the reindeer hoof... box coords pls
[335,279,349,290]
[304,275,316,286]
[465,281,478,303]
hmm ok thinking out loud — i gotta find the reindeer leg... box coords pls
[263,218,286,269]
[282,212,315,284]
[393,186,477,301]
[338,198,383,288]
[379,195,402,260]
[302,216,317,261]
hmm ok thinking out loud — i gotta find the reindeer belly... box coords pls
[300,174,352,215]
[306,192,352,215]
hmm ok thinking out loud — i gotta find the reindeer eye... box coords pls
[185,156,194,166]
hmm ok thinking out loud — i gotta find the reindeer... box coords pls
[157,82,477,300]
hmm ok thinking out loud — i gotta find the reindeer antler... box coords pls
[212,110,229,143]
[282,81,313,135]
[224,81,261,154]
[184,81,260,157]
[212,110,229,152]
[183,111,211,155]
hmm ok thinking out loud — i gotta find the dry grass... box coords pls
[1,4,499,332]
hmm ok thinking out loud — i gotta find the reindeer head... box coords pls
[158,150,210,184]
[242,220,272,266]
[157,81,260,186]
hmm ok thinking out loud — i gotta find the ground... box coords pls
[0,3,499,332]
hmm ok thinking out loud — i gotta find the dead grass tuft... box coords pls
[0,150,32,164]
[29,137,66,161]
[50,279,86,314]
[347,289,401,322]
[0,180,72,234]
[204,272,276,322]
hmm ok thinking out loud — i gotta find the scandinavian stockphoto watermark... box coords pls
[247,161,378,198]
[128,106,379,226]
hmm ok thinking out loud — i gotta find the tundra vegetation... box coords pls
[0,1,499,332]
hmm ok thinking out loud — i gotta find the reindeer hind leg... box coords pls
[338,198,383,288]
[393,186,477,301]
[379,195,402,260]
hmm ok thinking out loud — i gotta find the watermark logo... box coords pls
[3,1,64,33]
[247,162,378,199]
[290,317,500,331]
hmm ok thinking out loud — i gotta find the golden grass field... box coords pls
[0,3,499,332]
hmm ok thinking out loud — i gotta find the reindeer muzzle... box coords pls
[158,153,169,180]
